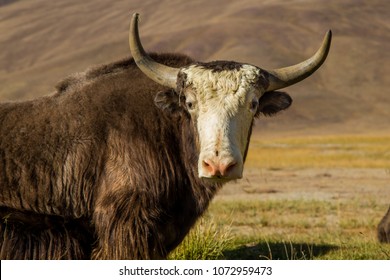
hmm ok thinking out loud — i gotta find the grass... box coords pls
[170,134,390,260]
[171,199,390,260]
[168,218,231,260]
[207,199,390,260]
[246,134,390,169]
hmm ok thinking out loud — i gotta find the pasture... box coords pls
[171,134,390,259]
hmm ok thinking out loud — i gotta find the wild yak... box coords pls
[0,13,331,259]
[378,206,390,243]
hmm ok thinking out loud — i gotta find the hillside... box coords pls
[0,0,389,135]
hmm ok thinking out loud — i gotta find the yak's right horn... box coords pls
[129,13,179,88]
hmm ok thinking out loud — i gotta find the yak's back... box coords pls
[56,53,194,95]
[0,53,194,218]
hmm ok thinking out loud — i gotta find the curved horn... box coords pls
[265,30,332,92]
[129,13,179,88]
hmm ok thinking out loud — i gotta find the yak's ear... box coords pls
[256,91,292,117]
[154,90,183,113]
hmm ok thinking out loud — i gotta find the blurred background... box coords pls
[0,0,389,136]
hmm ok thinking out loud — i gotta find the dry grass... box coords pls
[246,135,390,169]
[176,195,390,260]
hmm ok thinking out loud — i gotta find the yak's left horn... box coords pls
[129,13,179,88]
[265,30,332,92]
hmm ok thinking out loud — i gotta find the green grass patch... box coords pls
[171,198,390,260]
[168,218,232,260]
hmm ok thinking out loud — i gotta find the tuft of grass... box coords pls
[168,218,232,260]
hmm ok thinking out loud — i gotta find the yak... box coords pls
[378,206,390,243]
[0,13,331,259]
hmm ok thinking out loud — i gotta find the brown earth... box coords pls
[221,167,390,204]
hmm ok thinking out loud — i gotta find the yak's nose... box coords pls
[201,158,241,179]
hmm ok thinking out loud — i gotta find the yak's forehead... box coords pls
[181,63,261,102]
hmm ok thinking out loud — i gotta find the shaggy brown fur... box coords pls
[378,206,390,243]
[0,53,291,259]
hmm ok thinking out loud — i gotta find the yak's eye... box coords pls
[250,99,259,112]
[185,97,196,111]
[186,101,193,109]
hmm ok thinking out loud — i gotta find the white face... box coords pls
[180,64,263,181]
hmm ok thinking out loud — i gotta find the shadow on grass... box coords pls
[223,241,339,260]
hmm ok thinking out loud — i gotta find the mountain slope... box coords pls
[0,0,388,135]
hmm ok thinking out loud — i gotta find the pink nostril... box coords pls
[202,159,237,177]
[202,159,218,175]
[219,161,237,176]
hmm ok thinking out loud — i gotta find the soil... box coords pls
[219,167,390,206]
